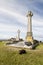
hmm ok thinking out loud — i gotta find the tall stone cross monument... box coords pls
[26,11,33,43]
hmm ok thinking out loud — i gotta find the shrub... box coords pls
[33,40,39,44]
[19,49,26,54]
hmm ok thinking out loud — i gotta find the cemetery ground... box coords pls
[0,41,43,65]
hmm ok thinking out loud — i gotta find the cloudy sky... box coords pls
[0,0,43,41]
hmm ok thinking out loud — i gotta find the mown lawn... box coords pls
[0,41,43,65]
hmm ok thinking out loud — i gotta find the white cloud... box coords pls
[0,22,27,33]
[0,23,17,32]
[0,0,43,41]
[0,7,27,25]
[0,23,27,39]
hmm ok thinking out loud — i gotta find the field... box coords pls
[0,41,43,65]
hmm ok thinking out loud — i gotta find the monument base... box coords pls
[26,36,33,44]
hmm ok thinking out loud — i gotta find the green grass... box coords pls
[0,41,43,65]
[36,43,43,50]
[0,41,4,46]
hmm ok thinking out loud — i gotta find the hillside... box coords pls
[0,41,43,65]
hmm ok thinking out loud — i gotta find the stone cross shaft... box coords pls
[18,29,20,40]
[27,11,33,36]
